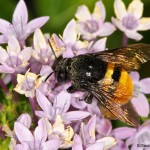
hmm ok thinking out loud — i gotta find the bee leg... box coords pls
[67,85,77,93]
[84,94,93,104]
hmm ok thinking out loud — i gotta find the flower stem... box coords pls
[122,33,128,46]
[0,78,9,94]
[11,73,19,102]
[29,97,38,125]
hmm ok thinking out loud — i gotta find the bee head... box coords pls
[55,58,71,83]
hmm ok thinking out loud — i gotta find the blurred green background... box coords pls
[0,0,150,76]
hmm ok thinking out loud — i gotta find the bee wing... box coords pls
[92,43,150,71]
[85,81,140,127]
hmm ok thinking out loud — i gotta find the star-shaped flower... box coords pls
[112,0,150,41]
[0,0,49,47]
[75,1,115,41]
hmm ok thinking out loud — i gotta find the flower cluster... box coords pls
[0,0,150,150]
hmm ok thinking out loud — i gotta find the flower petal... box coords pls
[131,93,149,117]
[53,90,71,113]
[43,140,61,150]
[13,0,28,25]
[63,19,77,45]
[87,142,104,150]
[98,22,116,36]
[26,16,49,34]
[63,111,90,123]
[72,134,83,150]
[125,30,143,41]
[34,118,47,142]
[128,0,143,19]
[93,1,106,22]
[0,64,15,73]
[96,137,117,150]
[112,127,137,140]
[0,18,11,34]
[86,115,96,143]
[0,35,8,44]
[7,36,21,55]
[34,28,48,51]
[138,18,150,31]
[20,47,32,62]
[14,122,34,143]
[17,113,31,128]
[140,78,150,94]
[36,89,52,114]
[90,37,107,53]
[75,5,91,21]
[114,0,127,20]
[129,71,140,82]
[35,111,50,119]
[112,17,125,32]
[0,46,8,63]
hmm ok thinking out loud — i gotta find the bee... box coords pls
[46,39,150,127]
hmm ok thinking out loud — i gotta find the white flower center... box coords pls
[122,14,138,30]
[84,20,99,33]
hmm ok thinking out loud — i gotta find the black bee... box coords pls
[46,39,150,127]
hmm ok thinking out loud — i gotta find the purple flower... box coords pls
[0,0,49,47]
[112,121,150,150]
[14,70,42,98]
[45,115,74,149]
[72,115,116,150]
[75,1,115,41]
[14,117,61,150]
[35,89,90,124]
[112,0,150,41]
[130,71,150,117]
[0,36,32,74]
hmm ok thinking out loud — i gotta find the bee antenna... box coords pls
[48,39,58,60]
[44,71,55,82]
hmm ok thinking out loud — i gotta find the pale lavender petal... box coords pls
[36,89,52,114]
[96,118,112,136]
[99,22,116,36]
[14,122,34,143]
[35,111,50,119]
[7,36,21,54]
[131,93,149,117]
[54,91,71,113]
[112,127,136,140]
[63,19,77,45]
[63,47,75,58]
[0,64,15,73]
[26,17,49,34]
[93,1,106,22]
[0,46,8,63]
[34,118,47,142]
[0,35,8,43]
[72,134,83,150]
[91,37,107,53]
[63,111,90,123]
[14,143,29,150]
[138,18,150,31]
[114,0,127,20]
[125,31,143,41]
[20,47,32,62]
[86,142,104,150]
[17,113,31,128]
[139,78,150,94]
[75,5,91,21]
[129,71,140,82]
[43,140,61,150]
[111,139,128,150]
[0,18,11,34]
[86,115,96,143]
[13,0,28,25]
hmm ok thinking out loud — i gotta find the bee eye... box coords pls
[57,71,67,83]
